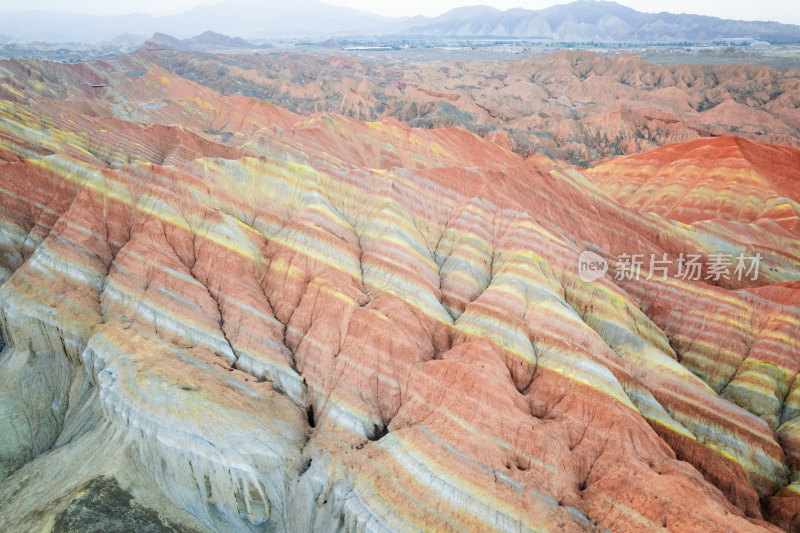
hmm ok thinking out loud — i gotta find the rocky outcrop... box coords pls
[0,56,798,532]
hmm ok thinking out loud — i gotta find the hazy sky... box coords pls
[0,0,798,24]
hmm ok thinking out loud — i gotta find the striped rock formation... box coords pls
[584,136,800,226]
[0,56,799,533]
[141,49,800,165]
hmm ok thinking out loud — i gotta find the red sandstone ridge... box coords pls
[584,136,800,227]
[0,55,799,533]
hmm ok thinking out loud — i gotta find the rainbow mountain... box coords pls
[0,55,799,532]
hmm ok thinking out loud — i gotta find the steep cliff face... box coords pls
[0,57,799,533]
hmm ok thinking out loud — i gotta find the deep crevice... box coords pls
[306,404,316,428]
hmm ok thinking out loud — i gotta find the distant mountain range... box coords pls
[398,1,800,42]
[1,0,799,43]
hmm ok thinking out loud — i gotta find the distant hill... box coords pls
[186,31,256,49]
[398,0,800,42]
[143,31,264,52]
[0,0,798,43]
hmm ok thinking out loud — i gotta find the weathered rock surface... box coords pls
[142,49,800,165]
[0,55,798,533]
[53,476,200,533]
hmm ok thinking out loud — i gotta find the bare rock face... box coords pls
[0,56,798,533]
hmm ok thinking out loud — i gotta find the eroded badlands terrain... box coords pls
[144,48,800,164]
[0,54,799,532]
